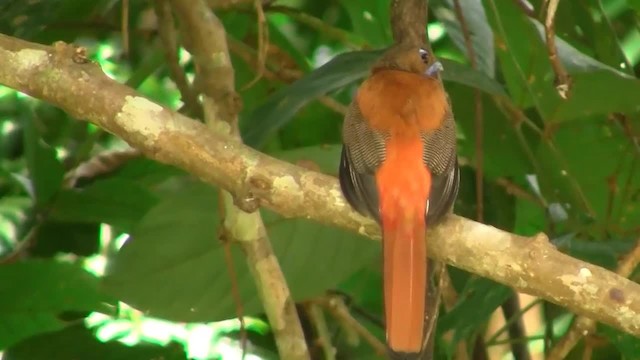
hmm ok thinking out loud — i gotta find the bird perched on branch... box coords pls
[339,42,459,359]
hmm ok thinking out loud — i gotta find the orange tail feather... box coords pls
[376,136,431,355]
[383,211,427,354]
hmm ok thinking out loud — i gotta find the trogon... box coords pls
[339,42,459,359]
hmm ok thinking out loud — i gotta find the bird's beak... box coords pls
[425,61,443,77]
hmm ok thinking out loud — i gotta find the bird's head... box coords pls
[372,43,443,79]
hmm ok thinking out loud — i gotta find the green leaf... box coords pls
[23,116,64,205]
[272,144,342,176]
[438,277,511,349]
[535,119,640,235]
[514,197,546,237]
[484,0,640,122]
[103,181,378,322]
[448,83,532,179]
[242,49,505,148]
[241,49,380,148]
[49,178,158,231]
[431,0,495,77]
[3,324,187,360]
[0,260,115,349]
[552,234,636,270]
[339,0,392,47]
[109,158,184,187]
[600,324,640,359]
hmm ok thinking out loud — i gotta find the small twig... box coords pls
[63,148,142,188]
[501,295,532,360]
[440,269,471,360]
[121,0,130,56]
[548,239,640,359]
[319,295,387,356]
[543,0,572,99]
[242,0,269,89]
[452,0,485,223]
[220,223,248,358]
[153,0,201,116]
[512,0,536,17]
[485,299,542,346]
[305,302,336,360]
[0,224,40,264]
[268,6,366,49]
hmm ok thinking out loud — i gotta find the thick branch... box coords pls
[2,33,640,339]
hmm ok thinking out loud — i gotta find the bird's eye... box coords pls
[419,48,429,63]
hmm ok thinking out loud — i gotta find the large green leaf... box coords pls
[103,180,378,322]
[448,83,533,179]
[3,324,187,360]
[241,49,380,148]
[0,260,115,349]
[49,178,158,231]
[535,119,640,235]
[431,0,495,77]
[23,115,64,205]
[242,49,505,148]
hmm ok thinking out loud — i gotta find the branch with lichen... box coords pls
[2,33,640,343]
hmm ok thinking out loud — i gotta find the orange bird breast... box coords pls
[356,69,447,137]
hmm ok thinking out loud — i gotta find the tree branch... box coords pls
[2,33,640,340]
[166,1,309,358]
[390,0,427,46]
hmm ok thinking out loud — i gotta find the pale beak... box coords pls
[425,61,443,77]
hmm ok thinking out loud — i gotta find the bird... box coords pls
[338,42,459,359]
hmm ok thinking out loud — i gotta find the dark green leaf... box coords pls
[242,49,505,148]
[535,120,640,235]
[448,83,532,179]
[0,260,115,349]
[438,277,511,348]
[340,0,392,47]
[600,324,640,359]
[49,178,158,231]
[103,181,378,322]
[241,49,380,148]
[23,116,64,205]
[3,324,187,360]
[432,0,495,77]
[552,234,636,270]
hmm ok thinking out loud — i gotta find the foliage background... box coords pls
[1,0,640,359]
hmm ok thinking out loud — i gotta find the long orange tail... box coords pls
[376,136,431,356]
